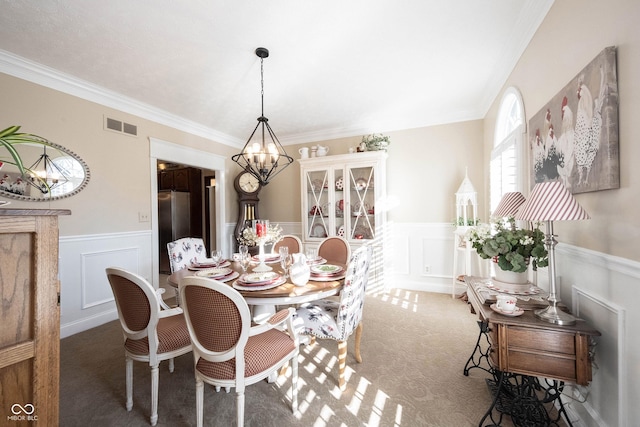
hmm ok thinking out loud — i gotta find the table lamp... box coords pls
[515,181,590,325]
[492,192,526,228]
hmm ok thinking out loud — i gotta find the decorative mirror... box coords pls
[0,130,90,201]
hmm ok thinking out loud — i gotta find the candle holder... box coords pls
[252,220,272,272]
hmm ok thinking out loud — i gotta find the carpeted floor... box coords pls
[60,290,555,426]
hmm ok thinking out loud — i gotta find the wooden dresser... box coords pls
[0,208,70,425]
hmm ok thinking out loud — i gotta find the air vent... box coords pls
[104,116,138,137]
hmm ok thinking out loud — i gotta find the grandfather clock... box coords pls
[234,170,262,249]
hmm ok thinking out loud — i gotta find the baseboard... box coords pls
[60,308,118,339]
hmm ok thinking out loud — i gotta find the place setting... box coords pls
[194,266,239,282]
[309,263,345,282]
[232,271,286,291]
[188,249,230,270]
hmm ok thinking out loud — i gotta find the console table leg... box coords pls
[464,320,493,376]
[478,369,507,427]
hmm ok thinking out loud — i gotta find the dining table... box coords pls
[166,257,346,323]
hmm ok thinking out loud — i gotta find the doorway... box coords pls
[149,137,226,289]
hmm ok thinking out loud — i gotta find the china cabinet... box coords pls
[299,151,387,252]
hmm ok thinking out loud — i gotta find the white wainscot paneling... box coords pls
[555,244,638,427]
[385,223,456,293]
[59,231,153,338]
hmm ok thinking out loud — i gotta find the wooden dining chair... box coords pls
[166,237,207,304]
[105,267,192,426]
[317,236,351,265]
[179,276,299,427]
[273,234,302,254]
[293,244,372,390]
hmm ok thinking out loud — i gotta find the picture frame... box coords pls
[528,46,619,194]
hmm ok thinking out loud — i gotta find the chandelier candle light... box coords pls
[231,47,294,186]
[515,181,590,325]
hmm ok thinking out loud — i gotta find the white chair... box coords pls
[294,244,372,390]
[317,236,351,265]
[167,237,207,304]
[179,276,299,427]
[105,267,192,426]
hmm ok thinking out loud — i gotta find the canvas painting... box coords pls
[529,46,619,194]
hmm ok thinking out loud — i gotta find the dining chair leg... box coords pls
[150,364,159,426]
[236,391,245,427]
[338,340,348,391]
[169,357,175,373]
[196,378,204,427]
[354,322,363,363]
[125,356,133,411]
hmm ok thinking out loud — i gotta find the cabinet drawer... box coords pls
[508,350,576,382]
[508,327,575,355]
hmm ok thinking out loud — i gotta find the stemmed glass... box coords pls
[279,247,291,278]
[211,249,222,268]
[239,252,251,276]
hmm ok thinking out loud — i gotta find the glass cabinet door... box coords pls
[304,169,330,240]
[347,165,375,240]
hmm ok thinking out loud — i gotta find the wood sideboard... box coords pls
[0,208,70,425]
[464,276,600,386]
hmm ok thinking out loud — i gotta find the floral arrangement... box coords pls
[466,216,548,273]
[238,222,283,247]
[361,133,391,151]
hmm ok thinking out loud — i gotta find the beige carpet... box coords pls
[60,290,561,426]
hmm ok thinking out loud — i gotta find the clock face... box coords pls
[239,172,260,193]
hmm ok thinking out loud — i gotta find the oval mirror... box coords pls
[0,137,90,201]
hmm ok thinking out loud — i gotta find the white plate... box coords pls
[242,272,280,284]
[189,260,231,270]
[311,223,327,238]
[490,303,524,317]
[251,254,281,263]
[194,267,232,278]
[311,264,343,274]
[233,277,286,291]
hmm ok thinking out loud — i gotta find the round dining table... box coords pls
[166,260,345,322]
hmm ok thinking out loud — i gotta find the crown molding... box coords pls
[0,49,243,148]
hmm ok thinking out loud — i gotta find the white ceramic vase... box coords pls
[289,253,310,286]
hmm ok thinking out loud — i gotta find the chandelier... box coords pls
[232,47,293,186]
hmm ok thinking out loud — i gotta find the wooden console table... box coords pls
[463,276,600,426]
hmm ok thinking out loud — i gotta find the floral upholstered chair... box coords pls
[105,267,192,426]
[293,244,372,390]
[179,276,299,427]
[167,237,207,272]
[166,237,207,304]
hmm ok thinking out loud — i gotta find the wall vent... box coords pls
[104,116,138,137]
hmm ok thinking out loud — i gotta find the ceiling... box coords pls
[0,1,554,147]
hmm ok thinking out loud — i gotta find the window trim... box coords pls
[490,87,526,213]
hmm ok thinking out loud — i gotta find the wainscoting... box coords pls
[58,222,638,426]
[59,230,153,338]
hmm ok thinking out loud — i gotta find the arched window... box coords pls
[490,87,525,213]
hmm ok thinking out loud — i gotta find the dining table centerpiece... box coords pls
[466,216,548,284]
[238,220,283,271]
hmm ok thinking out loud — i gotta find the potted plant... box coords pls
[361,133,391,151]
[466,216,548,282]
